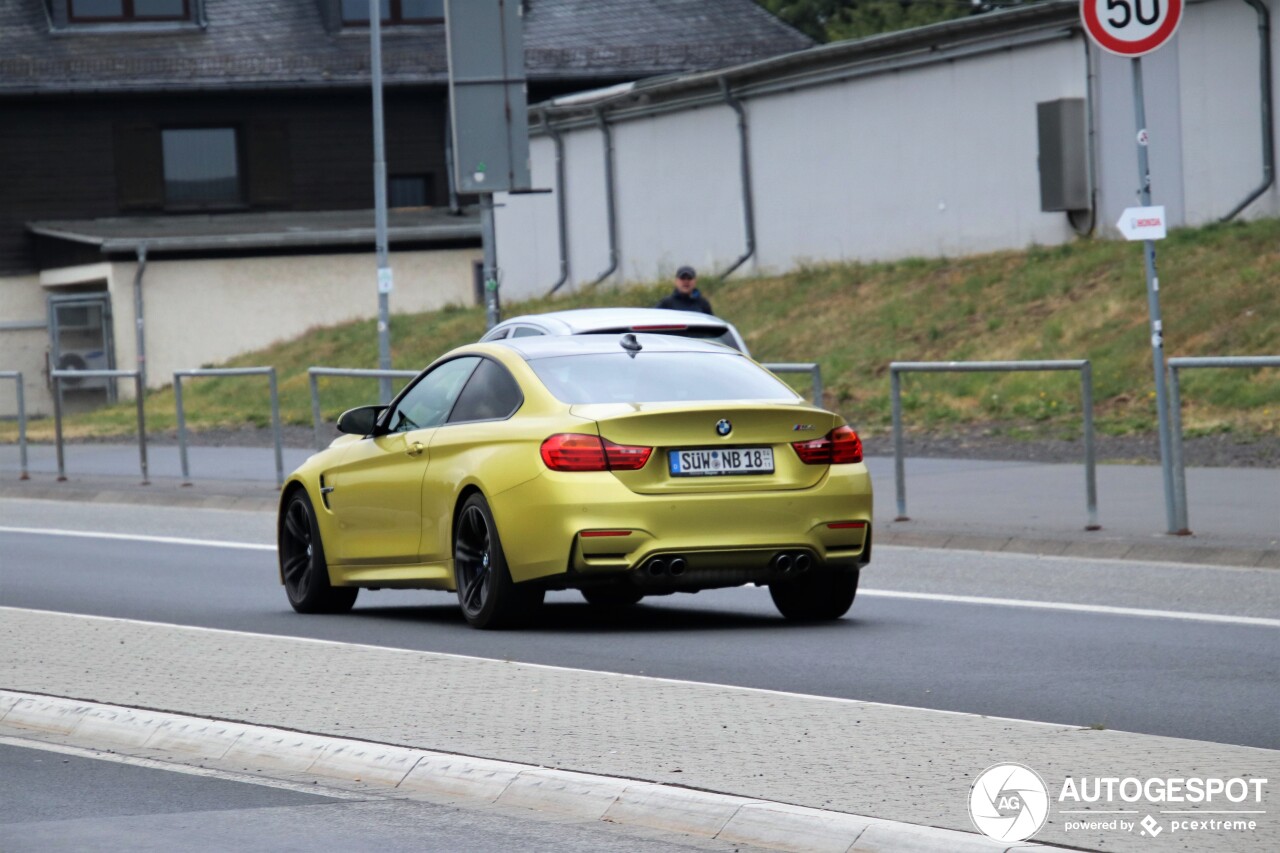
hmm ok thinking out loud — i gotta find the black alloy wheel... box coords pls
[279,490,358,614]
[769,568,859,621]
[453,493,543,629]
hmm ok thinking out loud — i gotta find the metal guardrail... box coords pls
[1167,355,1280,534]
[890,360,1099,531]
[51,369,148,484]
[308,367,419,450]
[0,371,28,480]
[174,367,284,487]
[764,362,823,406]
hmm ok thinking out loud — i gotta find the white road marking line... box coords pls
[859,589,1280,628]
[0,735,368,800]
[3,527,1272,627]
[0,526,274,551]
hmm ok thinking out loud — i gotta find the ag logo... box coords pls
[968,763,1050,842]
[715,419,732,436]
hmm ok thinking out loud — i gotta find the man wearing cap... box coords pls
[656,266,714,314]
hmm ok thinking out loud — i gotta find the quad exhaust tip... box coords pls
[644,556,688,577]
[773,551,813,574]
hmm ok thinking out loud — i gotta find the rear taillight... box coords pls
[792,425,863,465]
[540,434,652,471]
[603,440,652,470]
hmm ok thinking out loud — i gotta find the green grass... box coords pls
[8,216,1280,442]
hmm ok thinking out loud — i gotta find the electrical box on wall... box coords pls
[1037,98,1089,212]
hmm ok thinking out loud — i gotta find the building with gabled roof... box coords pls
[0,0,812,417]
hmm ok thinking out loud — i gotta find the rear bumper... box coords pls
[490,465,873,584]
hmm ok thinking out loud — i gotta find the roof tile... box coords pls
[0,0,812,94]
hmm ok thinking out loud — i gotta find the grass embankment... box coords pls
[7,217,1279,443]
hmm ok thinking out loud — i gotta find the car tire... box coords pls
[279,490,358,614]
[580,586,644,607]
[454,493,544,629]
[769,568,859,621]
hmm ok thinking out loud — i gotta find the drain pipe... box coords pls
[589,107,619,286]
[1070,35,1100,236]
[132,244,148,390]
[1223,0,1275,222]
[717,77,757,279]
[543,110,571,294]
[444,110,461,215]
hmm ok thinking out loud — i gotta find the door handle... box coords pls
[406,441,425,457]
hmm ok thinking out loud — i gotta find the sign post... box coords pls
[445,0,531,331]
[1080,0,1186,534]
[370,0,394,403]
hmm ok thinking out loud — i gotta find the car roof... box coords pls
[492,332,742,361]
[495,307,731,334]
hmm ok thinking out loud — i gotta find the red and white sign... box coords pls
[1081,0,1183,57]
[1117,205,1167,241]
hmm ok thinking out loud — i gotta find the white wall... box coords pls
[1177,0,1269,222]
[496,135,562,295]
[496,0,1279,289]
[751,37,1085,268]
[497,105,747,298]
[1093,32,1188,234]
[2,248,479,416]
[0,274,48,419]
[114,248,479,395]
[612,107,745,281]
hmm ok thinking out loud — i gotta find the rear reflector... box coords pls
[792,425,863,465]
[580,530,633,538]
[541,434,653,472]
[827,521,868,529]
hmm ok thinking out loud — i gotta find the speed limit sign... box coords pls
[1081,0,1183,57]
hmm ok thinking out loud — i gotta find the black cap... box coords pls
[676,265,696,279]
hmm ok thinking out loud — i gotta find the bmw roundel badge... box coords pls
[715,419,732,436]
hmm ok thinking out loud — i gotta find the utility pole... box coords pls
[370,0,393,403]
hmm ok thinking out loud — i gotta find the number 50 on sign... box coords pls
[1081,0,1184,58]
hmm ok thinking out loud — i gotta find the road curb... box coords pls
[0,689,1061,853]
[0,479,279,513]
[877,528,1280,569]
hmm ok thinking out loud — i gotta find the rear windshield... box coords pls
[529,352,797,404]
[582,328,741,351]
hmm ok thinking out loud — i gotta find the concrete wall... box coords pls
[1177,0,1271,223]
[750,37,1086,267]
[495,0,1280,295]
[0,274,48,419]
[1,248,479,417]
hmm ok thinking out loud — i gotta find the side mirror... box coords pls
[336,405,385,436]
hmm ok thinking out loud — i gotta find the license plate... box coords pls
[668,447,774,477]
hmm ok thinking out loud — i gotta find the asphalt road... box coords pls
[2,499,1277,749]
[0,741,753,853]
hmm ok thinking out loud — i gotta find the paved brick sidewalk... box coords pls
[2,607,1274,852]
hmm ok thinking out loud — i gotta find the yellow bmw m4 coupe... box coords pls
[278,334,873,629]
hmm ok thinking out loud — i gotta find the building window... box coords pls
[342,0,444,25]
[69,0,189,22]
[388,175,434,208]
[161,128,243,208]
